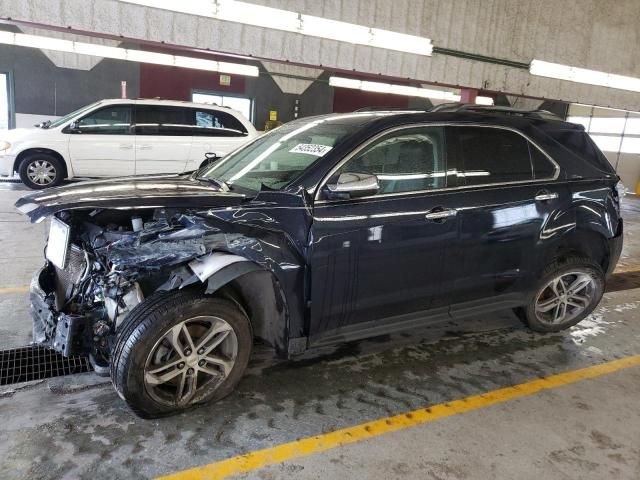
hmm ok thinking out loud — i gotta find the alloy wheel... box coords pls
[534,271,596,325]
[27,159,57,185]
[143,316,238,407]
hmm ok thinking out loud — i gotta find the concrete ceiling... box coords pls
[1,0,639,110]
[261,62,323,95]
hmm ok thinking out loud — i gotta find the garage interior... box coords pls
[0,1,639,479]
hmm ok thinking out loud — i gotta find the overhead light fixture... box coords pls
[119,0,433,56]
[0,30,258,77]
[329,76,494,105]
[530,60,640,93]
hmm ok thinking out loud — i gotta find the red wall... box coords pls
[332,87,409,112]
[138,46,248,100]
[139,63,246,100]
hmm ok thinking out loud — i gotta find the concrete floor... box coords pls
[0,182,639,480]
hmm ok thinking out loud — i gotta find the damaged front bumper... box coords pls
[30,264,92,357]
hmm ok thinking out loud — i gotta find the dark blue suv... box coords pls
[16,105,624,417]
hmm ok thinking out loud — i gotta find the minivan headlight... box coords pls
[0,141,10,152]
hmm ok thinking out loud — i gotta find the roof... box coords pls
[285,108,582,134]
[96,98,243,112]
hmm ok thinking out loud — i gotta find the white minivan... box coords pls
[0,99,258,189]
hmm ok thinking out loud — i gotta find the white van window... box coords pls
[77,105,132,135]
[193,109,248,137]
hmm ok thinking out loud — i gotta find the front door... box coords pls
[67,104,135,177]
[309,126,459,341]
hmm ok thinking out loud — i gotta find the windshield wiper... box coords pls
[195,175,231,192]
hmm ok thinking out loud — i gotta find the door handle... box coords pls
[534,192,558,202]
[119,144,133,150]
[425,208,457,221]
[137,144,152,150]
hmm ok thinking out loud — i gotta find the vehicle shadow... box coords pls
[606,269,640,292]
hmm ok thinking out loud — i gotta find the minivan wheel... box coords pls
[110,290,252,418]
[18,153,64,189]
[519,257,604,332]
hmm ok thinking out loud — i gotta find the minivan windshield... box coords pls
[45,101,102,129]
[199,117,359,192]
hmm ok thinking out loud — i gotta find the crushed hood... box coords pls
[15,174,245,223]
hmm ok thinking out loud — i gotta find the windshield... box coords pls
[46,101,102,129]
[199,118,359,192]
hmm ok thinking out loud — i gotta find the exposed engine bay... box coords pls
[32,208,235,372]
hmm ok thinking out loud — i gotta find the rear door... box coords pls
[309,125,460,341]
[446,126,566,315]
[133,105,193,175]
[67,104,135,176]
[187,108,251,171]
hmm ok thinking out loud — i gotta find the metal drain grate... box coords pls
[0,345,92,386]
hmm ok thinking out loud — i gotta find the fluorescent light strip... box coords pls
[530,60,640,93]
[0,31,258,77]
[329,76,494,105]
[120,0,433,56]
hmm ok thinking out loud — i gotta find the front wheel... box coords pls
[110,291,252,418]
[18,153,64,189]
[519,257,605,332]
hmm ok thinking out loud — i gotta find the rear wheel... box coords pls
[18,153,64,189]
[110,291,252,418]
[519,257,604,332]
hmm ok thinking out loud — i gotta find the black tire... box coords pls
[18,152,65,189]
[110,290,252,418]
[517,256,605,332]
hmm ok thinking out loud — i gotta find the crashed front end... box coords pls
[30,208,230,372]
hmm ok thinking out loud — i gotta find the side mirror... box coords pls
[326,172,379,199]
[64,121,82,134]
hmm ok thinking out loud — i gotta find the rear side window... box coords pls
[454,127,532,185]
[134,106,192,136]
[453,127,557,185]
[545,129,615,174]
[529,145,556,179]
[193,109,248,137]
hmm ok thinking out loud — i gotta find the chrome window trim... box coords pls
[313,122,561,204]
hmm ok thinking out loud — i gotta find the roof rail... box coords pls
[429,103,562,120]
[354,106,424,112]
[428,102,464,112]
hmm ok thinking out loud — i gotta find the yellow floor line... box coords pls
[156,354,640,480]
[613,264,640,274]
[0,286,29,294]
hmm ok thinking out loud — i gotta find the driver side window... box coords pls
[76,105,132,135]
[336,126,446,195]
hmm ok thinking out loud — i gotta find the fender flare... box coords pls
[187,252,263,293]
[184,252,291,356]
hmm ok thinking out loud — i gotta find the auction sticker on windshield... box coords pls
[46,217,70,269]
[289,144,333,156]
